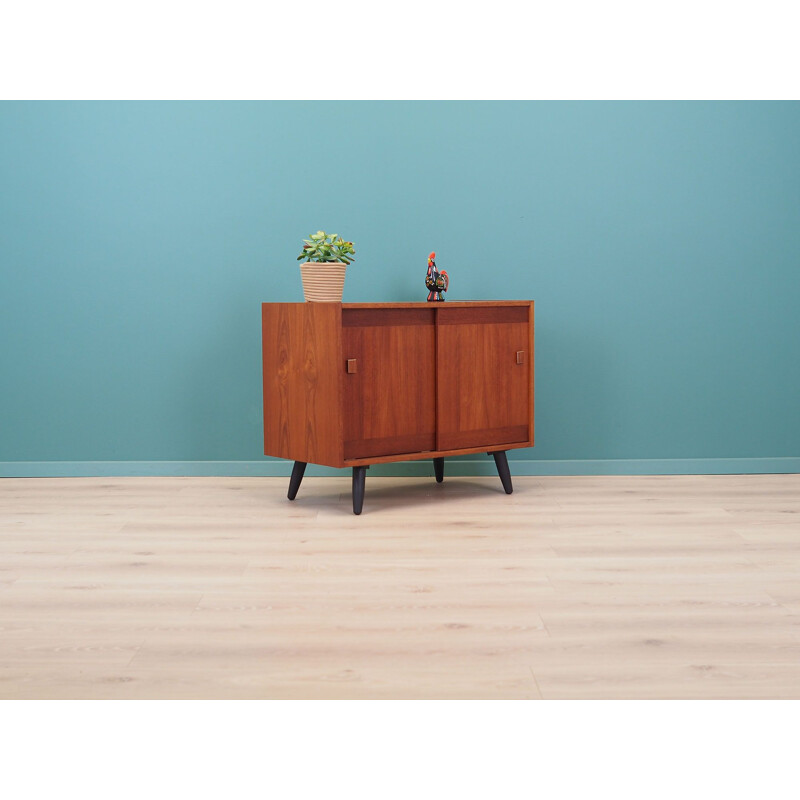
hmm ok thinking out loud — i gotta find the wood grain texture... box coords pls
[2,474,800,699]
[342,308,434,327]
[262,303,343,467]
[342,301,532,309]
[437,306,529,325]
[437,425,529,451]
[529,302,535,447]
[342,440,532,467]
[342,309,436,460]
[436,306,531,451]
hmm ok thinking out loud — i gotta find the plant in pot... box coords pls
[297,231,355,302]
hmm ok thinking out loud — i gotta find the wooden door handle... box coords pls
[346,358,358,374]
[515,351,525,365]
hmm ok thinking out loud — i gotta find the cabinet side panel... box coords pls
[529,301,535,446]
[262,303,343,467]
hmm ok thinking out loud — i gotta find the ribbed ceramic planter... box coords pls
[299,262,347,302]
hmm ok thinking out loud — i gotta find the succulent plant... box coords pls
[297,231,355,265]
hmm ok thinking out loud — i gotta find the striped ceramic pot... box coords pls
[299,262,347,302]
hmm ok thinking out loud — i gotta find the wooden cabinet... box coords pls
[262,301,534,513]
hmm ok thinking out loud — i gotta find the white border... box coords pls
[2,702,797,799]
[1,1,799,99]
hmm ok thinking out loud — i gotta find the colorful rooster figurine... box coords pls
[425,252,449,302]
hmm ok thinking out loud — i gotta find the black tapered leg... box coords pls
[433,457,444,483]
[352,466,367,515]
[492,451,513,494]
[287,461,307,500]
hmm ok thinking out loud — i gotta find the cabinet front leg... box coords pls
[287,461,307,500]
[433,457,444,483]
[352,466,367,515]
[492,451,513,494]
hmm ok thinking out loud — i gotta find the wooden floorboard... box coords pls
[1,474,799,698]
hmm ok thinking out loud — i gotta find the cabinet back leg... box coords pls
[287,461,307,500]
[352,466,367,515]
[433,457,444,483]
[491,451,513,494]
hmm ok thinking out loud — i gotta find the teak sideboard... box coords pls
[262,301,534,514]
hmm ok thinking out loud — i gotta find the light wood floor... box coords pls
[1,474,799,699]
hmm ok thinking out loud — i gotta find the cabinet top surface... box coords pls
[262,301,533,308]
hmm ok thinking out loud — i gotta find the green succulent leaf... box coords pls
[296,230,356,265]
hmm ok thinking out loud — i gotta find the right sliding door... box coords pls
[436,304,533,451]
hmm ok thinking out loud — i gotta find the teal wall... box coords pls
[2,102,799,476]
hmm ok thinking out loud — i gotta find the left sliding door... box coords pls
[342,308,436,461]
